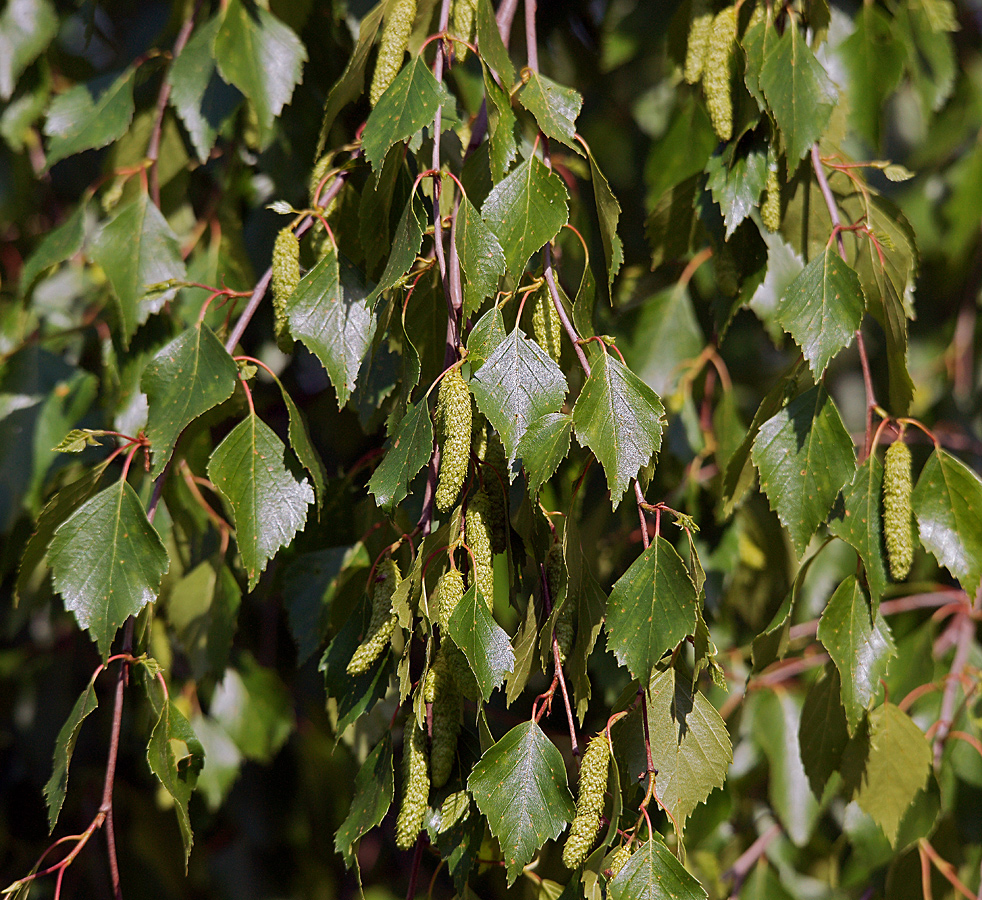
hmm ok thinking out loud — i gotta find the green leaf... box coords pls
[605,537,699,684]
[44,66,136,167]
[362,55,458,171]
[456,193,506,318]
[742,16,780,111]
[752,384,856,556]
[446,583,515,701]
[475,0,515,86]
[799,663,850,798]
[705,141,769,240]
[517,70,582,151]
[775,248,866,381]
[48,479,169,659]
[213,0,306,146]
[644,95,716,202]
[912,447,982,598]
[516,412,572,497]
[896,0,956,117]
[470,326,567,467]
[609,838,707,900]
[269,374,326,511]
[365,191,426,308]
[19,201,86,296]
[586,149,624,296]
[467,721,574,885]
[207,413,314,590]
[208,655,293,763]
[167,14,243,163]
[645,664,732,831]
[828,456,889,606]
[759,25,837,164]
[482,61,518,183]
[368,396,433,511]
[481,155,569,279]
[53,428,106,453]
[141,324,238,476]
[841,703,931,846]
[817,576,895,733]
[466,305,506,370]
[335,734,394,868]
[168,558,241,679]
[286,244,376,409]
[89,192,187,347]
[146,694,205,865]
[572,350,665,508]
[0,0,57,100]
[43,679,98,830]
[840,5,905,149]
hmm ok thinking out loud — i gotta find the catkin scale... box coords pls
[532,289,563,363]
[395,719,430,849]
[703,6,738,141]
[271,227,299,352]
[347,559,401,675]
[474,422,509,554]
[428,650,462,788]
[684,0,714,84]
[466,490,495,610]
[884,440,913,580]
[562,733,611,870]
[761,165,782,232]
[370,0,416,107]
[435,370,472,512]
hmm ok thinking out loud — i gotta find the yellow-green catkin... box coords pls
[703,5,738,141]
[347,559,401,675]
[436,567,465,632]
[451,0,477,62]
[532,289,563,363]
[435,567,480,698]
[466,490,495,610]
[370,0,417,107]
[436,369,472,512]
[428,649,462,788]
[271,227,299,352]
[684,0,714,85]
[606,844,632,879]
[473,420,509,554]
[562,733,611,870]
[761,164,782,232]
[395,718,430,849]
[884,439,914,580]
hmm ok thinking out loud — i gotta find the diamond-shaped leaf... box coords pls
[912,447,982,598]
[470,326,567,467]
[609,838,707,900]
[605,537,698,684]
[0,0,57,101]
[586,149,624,296]
[20,201,86,296]
[207,413,313,590]
[368,396,433,511]
[776,247,866,380]
[482,62,518,183]
[467,721,574,885]
[516,412,572,497]
[799,663,851,798]
[43,680,98,831]
[481,155,568,279]
[365,191,426,308]
[572,350,665,508]
[456,193,506,318]
[705,140,769,240]
[752,384,856,556]
[517,69,582,151]
[335,734,393,868]
[446,583,515,701]
[48,479,169,658]
[141,324,238,476]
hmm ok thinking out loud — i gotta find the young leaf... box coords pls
[446,583,515,701]
[266,375,326,511]
[605,536,698,684]
[817,575,896,733]
[43,679,98,830]
[469,326,567,468]
[475,0,514,86]
[286,244,376,409]
[466,305,507,369]
[43,66,136,166]
[482,61,518,183]
[207,413,314,590]
[571,350,665,509]
[705,141,769,240]
[89,192,187,347]
[828,456,889,606]
[775,248,866,381]
[456,193,507,318]
[752,384,856,557]
[586,149,624,296]
[911,447,982,598]
[141,324,238,476]
[213,0,306,146]
[645,665,732,831]
[365,191,426,308]
[19,200,86,296]
[335,734,394,868]
[799,663,850,798]
[0,0,57,100]
[368,396,433,511]
[481,155,569,279]
[517,412,572,497]
[758,25,837,164]
[467,721,574,885]
[517,70,582,151]
[167,14,243,163]
[48,479,169,659]
[609,838,707,900]
[361,56,459,171]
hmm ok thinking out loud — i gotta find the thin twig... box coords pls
[543,250,591,376]
[933,610,976,769]
[724,823,782,898]
[524,0,538,72]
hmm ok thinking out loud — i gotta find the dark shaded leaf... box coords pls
[446,583,515,701]
[43,679,98,830]
[368,397,433,511]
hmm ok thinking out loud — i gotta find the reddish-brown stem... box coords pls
[239,372,256,417]
[406,835,425,900]
[933,611,976,768]
[543,247,591,376]
[634,481,649,550]
[724,823,782,898]
[919,839,977,900]
[524,0,539,72]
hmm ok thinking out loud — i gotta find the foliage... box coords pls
[1,1,981,899]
